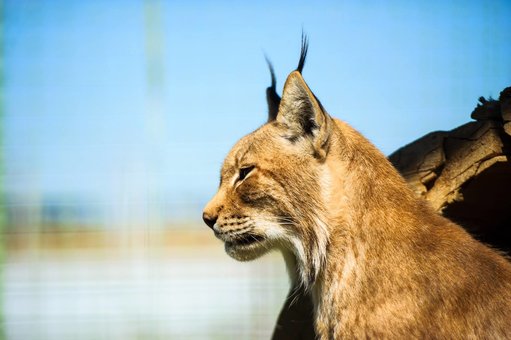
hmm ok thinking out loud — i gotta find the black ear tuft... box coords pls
[265,55,281,122]
[296,32,308,74]
[265,54,277,90]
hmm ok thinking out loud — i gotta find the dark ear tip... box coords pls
[266,87,278,102]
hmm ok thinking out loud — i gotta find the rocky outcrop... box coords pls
[389,86,511,252]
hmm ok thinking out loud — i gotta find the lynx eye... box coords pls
[238,166,255,182]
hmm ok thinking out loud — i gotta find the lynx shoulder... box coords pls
[203,37,511,339]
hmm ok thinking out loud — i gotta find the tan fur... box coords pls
[203,70,511,339]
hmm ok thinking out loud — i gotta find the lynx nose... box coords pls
[202,212,217,230]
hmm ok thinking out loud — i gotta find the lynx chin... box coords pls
[202,36,511,339]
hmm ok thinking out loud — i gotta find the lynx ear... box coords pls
[277,71,331,159]
[265,56,281,122]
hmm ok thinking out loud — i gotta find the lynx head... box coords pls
[203,36,334,287]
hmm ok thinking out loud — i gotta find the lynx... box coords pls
[202,36,511,339]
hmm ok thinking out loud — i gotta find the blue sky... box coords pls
[3,0,511,224]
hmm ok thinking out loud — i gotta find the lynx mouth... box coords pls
[225,233,265,248]
[223,231,270,261]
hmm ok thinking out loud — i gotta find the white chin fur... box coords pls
[225,241,269,261]
[225,220,285,261]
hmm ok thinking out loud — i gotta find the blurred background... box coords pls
[1,0,510,339]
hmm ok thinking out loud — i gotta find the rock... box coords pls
[500,87,511,136]
[470,96,501,121]
[390,87,511,253]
